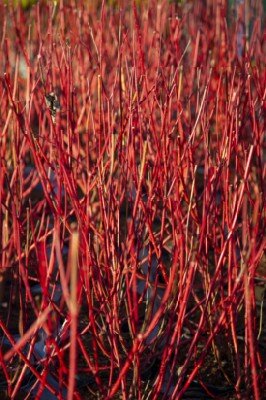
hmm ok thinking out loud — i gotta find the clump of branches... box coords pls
[0,1,265,399]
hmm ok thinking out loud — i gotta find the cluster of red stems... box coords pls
[0,1,265,399]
